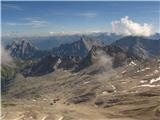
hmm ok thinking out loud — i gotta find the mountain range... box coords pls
[6,35,160,61]
[5,35,159,77]
[2,33,160,50]
[2,35,160,78]
[2,32,123,50]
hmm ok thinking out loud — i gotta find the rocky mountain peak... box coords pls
[11,39,38,50]
[53,37,102,59]
[6,39,44,60]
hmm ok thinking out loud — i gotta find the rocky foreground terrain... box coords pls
[2,58,160,120]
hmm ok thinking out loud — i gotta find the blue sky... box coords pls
[1,1,160,36]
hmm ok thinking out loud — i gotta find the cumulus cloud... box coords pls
[111,16,154,36]
[111,20,120,33]
[1,45,13,65]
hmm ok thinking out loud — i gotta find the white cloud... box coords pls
[49,31,55,34]
[2,4,22,11]
[4,22,17,26]
[111,16,154,36]
[96,50,113,69]
[1,45,13,65]
[52,12,65,16]
[30,20,48,28]
[49,11,97,18]
[78,12,97,18]
[22,17,42,21]
[4,18,48,28]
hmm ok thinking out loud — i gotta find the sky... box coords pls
[1,1,160,36]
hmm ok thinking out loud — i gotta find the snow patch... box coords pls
[150,76,160,84]
[140,80,147,83]
[58,116,64,120]
[141,84,160,88]
[41,115,48,120]
[129,61,137,66]
[145,73,154,77]
[121,81,127,84]
[102,91,108,95]
[53,58,61,69]
[132,84,160,89]
[83,81,90,84]
[111,85,117,92]
[136,67,150,73]
[122,70,126,74]
[153,70,159,74]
